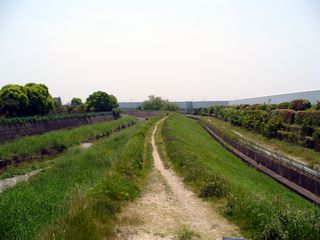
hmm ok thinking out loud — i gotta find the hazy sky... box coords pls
[0,0,319,103]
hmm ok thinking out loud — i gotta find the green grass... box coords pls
[0,117,157,240]
[201,116,320,168]
[159,114,319,240]
[0,157,56,180]
[0,115,137,163]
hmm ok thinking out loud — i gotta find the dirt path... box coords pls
[113,119,239,240]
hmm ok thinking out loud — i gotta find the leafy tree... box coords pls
[164,102,179,111]
[0,84,29,116]
[53,97,63,113]
[86,91,118,112]
[141,95,178,111]
[24,83,54,115]
[71,98,83,107]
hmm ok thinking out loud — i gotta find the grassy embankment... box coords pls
[201,116,320,168]
[158,114,319,240]
[0,117,158,240]
[0,115,137,178]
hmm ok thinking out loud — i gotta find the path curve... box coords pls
[113,118,239,240]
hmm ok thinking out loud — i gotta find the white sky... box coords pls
[0,0,319,103]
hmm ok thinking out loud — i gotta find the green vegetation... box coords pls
[0,115,137,162]
[0,117,157,240]
[86,91,118,112]
[0,83,120,118]
[196,101,320,152]
[140,95,178,111]
[159,114,319,239]
[201,117,320,168]
[71,97,83,107]
[288,99,312,111]
[0,111,113,125]
[177,227,200,240]
[0,83,54,116]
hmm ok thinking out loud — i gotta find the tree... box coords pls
[71,98,83,107]
[24,83,54,115]
[0,84,29,116]
[86,91,118,112]
[53,97,63,113]
[141,95,178,111]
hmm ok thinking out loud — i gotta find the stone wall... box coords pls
[0,115,115,142]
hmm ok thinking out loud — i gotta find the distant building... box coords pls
[119,90,320,113]
[229,90,320,105]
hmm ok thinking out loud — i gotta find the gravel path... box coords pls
[113,119,239,240]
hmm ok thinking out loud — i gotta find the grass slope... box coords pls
[0,118,157,240]
[0,115,137,162]
[202,116,320,168]
[160,114,319,240]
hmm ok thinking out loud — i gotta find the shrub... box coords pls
[256,104,268,111]
[295,111,320,126]
[262,119,284,138]
[277,102,290,109]
[316,102,320,110]
[313,128,320,145]
[301,124,314,137]
[238,104,249,110]
[270,109,296,124]
[112,108,121,119]
[289,99,311,111]
[266,104,278,112]
[199,174,229,198]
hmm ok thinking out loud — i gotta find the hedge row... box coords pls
[270,109,296,124]
[295,111,320,126]
[196,106,320,147]
[207,106,320,127]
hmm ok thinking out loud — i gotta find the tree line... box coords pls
[139,95,178,111]
[0,83,118,117]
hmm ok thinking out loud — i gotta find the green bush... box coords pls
[199,174,229,198]
[262,119,284,138]
[277,102,290,109]
[270,109,296,124]
[301,124,314,137]
[315,102,320,110]
[266,104,278,112]
[289,99,311,111]
[295,111,320,126]
[312,128,320,145]
[112,108,121,118]
[255,104,268,111]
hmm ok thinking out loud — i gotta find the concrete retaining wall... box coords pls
[0,115,115,142]
[199,120,320,203]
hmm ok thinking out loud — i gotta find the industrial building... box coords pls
[119,90,320,113]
